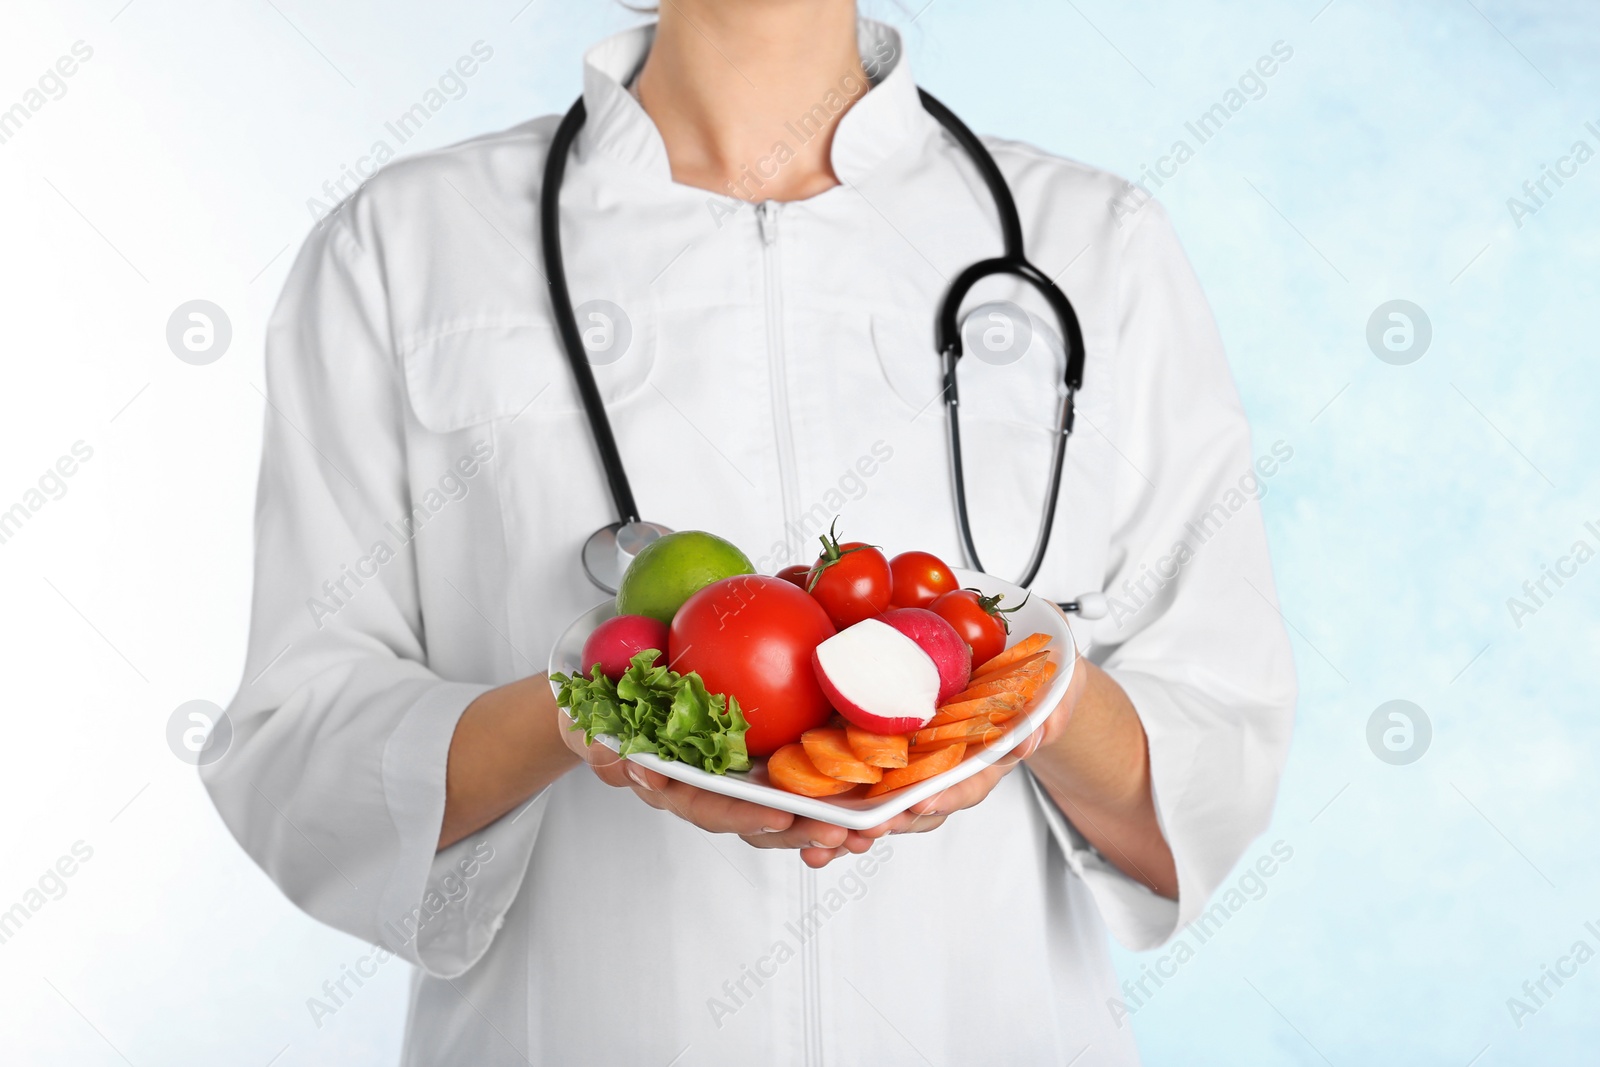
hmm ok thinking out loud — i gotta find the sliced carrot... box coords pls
[973,729,1015,752]
[971,633,1051,678]
[768,743,859,797]
[971,651,1049,686]
[947,658,1054,705]
[1010,660,1058,704]
[928,712,1020,742]
[914,715,1035,754]
[801,728,883,784]
[844,725,909,769]
[926,692,1024,727]
[864,743,967,798]
[911,729,1001,754]
[911,717,1002,748]
[947,670,1033,705]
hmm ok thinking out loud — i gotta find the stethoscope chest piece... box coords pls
[581,520,675,594]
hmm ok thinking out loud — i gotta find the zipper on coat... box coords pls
[760,199,821,1064]
[799,859,822,1067]
[757,201,804,564]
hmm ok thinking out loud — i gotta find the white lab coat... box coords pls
[205,20,1295,1066]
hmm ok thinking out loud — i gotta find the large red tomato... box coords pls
[888,550,959,609]
[929,588,1023,669]
[806,522,892,629]
[669,575,837,757]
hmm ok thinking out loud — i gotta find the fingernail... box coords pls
[626,766,653,791]
[809,839,829,849]
[763,824,787,833]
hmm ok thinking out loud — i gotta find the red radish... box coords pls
[811,609,971,734]
[581,614,669,681]
[878,607,971,704]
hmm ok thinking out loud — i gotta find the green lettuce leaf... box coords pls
[551,649,751,775]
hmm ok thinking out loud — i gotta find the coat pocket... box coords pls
[400,318,656,433]
[869,306,1070,432]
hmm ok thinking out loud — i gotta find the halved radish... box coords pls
[878,608,972,705]
[812,617,942,734]
[810,610,971,734]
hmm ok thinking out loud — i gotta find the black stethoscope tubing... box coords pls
[540,98,642,527]
[540,88,1090,601]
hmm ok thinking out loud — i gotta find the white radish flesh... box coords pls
[813,618,940,726]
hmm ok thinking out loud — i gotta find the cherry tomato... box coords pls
[806,521,892,629]
[888,550,959,609]
[775,564,811,589]
[929,588,1023,668]
[669,575,836,757]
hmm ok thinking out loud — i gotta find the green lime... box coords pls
[615,531,754,624]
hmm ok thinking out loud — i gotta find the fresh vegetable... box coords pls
[812,617,942,735]
[552,650,750,774]
[775,564,811,589]
[564,523,1065,804]
[911,732,1000,754]
[580,614,670,681]
[878,608,971,704]
[669,575,836,757]
[773,631,1062,798]
[806,520,892,629]
[929,588,1027,668]
[970,632,1051,680]
[615,530,754,624]
[768,743,859,797]
[924,691,1024,728]
[811,608,971,734]
[910,717,1003,750]
[844,725,909,769]
[800,728,883,784]
[970,651,1048,688]
[888,550,959,609]
[863,742,967,798]
[946,656,1057,705]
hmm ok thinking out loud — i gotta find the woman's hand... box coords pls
[559,709,876,868]
[853,631,1176,898]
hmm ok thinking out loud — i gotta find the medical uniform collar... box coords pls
[579,19,928,188]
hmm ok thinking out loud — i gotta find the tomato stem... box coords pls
[964,587,1030,634]
[806,517,877,593]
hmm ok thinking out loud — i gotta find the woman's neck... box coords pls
[633,0,868,202]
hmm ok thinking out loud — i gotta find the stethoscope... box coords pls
[541,89,1107,620]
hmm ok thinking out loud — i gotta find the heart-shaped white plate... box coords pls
[548,569,1077,830]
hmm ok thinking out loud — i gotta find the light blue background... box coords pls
[0,1,1595,1064]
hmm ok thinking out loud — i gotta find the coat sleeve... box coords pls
[1031,199,1297,951]
[202,198,544,976]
